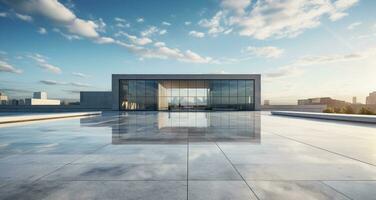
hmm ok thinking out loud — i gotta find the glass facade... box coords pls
[119,79,254,111]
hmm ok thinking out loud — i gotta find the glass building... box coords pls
[112,74,261,111]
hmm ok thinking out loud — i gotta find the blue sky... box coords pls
[0,0,375,104]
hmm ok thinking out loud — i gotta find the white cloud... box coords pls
[198,11,226,36]
[159,29,167,35]
[29,54,62,74]
[71,82,91,87]
[3,0,104,39]
[115,31,152,45]
[189,31,205,38]
[15,13,32,22]
[154,42,166,47]
[162,21,171,26]
[72,72,89,78]
[0,59,22,74]
[53,28,81,40]
[136,17,144,23]
[221,0,251,15]
[37,27,47,34]
[200,0,359,40]
[264,47,376,80]
[141,26,159,37]
[243,46,284,58]
[39,80,66,85]
[0,12,8,17]
[94,37,115,44]
[347,21,362,30]
[184,21,191,25]
[114,17,126,23]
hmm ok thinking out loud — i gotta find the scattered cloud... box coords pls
[37,27,47,34]
[141,26,159,37]
[114,17,126,23]
[52,28,81,40]
[70,82,91,87]
[184,21,191,25]
[199,0,359,39]
[162,21,171,26]
[347,21,362,30]
[189,30,205,38]
[243,46,284,58]
[159,29,167,35]
[115,31,152,45]
[264,47,376,80]
[2,0,104,39]
[136,17,144,23]
[15,13,32,22]
[72,72,89,78]
[0,12,8,17]
[28,54,62,74]
[39,80,66,85]
[0,59,22,74]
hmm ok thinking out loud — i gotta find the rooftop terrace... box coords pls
[0,111,375,200]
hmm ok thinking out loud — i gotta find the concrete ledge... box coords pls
[0,112,101,124]
[271,111,376,123]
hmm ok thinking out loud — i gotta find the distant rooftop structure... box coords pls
[264,100,270,106]
[25,91,60,106]
[0,92,8,105]
[298,97,349,108]
[366,91,376,105]
[33,91,47,99]
[352,96,357,104]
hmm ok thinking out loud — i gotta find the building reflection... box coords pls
[80,111,261,144]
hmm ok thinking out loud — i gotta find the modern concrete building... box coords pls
[112,74,261,111]
[80,91,112,109]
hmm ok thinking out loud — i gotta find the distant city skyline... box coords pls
[1,0,376,104]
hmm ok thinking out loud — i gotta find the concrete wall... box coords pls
[112,74,261,111]
[262,105,327,113]
[80,91,112,109]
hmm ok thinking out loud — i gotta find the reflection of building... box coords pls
[0,92,8,105]
[80,112,261,144]
[366,92,376,105]
[298,97,349,107]
[25,91,60,105]
[112,74,261,111]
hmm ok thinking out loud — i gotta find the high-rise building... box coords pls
[352,96,357,104]
[366,92,376,105]
[33,91,47,99]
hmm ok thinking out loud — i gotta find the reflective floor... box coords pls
[0,111,376,200]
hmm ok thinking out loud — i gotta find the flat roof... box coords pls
[112,74,261,80]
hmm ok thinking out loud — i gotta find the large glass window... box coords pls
[119,79,254,111]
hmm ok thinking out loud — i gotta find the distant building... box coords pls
[298,97,349,108]
[264,100,270,106]
[25,91,60,105]
[366,92,376,105]
[33,91,47,99]
[0,92,8,105]
[352,96,357,104]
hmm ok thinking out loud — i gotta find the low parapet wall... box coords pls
[0,105,111,112]
[0,112,101,124]
[271,111,376,123]
[262,105,326,113]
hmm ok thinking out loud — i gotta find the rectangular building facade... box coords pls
[112,74,261,111]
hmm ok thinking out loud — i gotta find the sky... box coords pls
[0,0,375,104]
